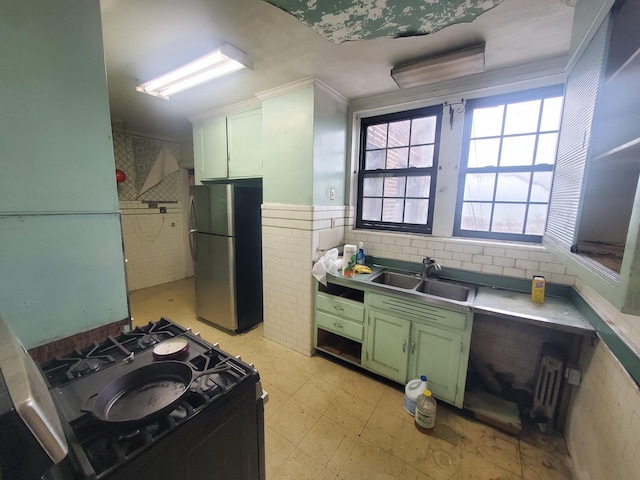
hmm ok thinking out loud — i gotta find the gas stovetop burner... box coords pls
[69,358,110,376]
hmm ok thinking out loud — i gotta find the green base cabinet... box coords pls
[365,309,410,383]
[314,283,472,409]
[408,323,465,406]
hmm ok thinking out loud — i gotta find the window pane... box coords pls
[411,117,436,145]
[365,149,385,170]
[409,145,434,167]
[492,203,526,233]
[384,177,406,198]
[471,105,504,138]
[529,172,552,202]
[463,173,495,201]
[386,148,409,169]
[495,173,531,202]
[525,204,548,235]
[382,198,404,223]
[363,177,383,196]
[388,120,410,147]
[405,199,429,224]
[366,124,387,149]
[535,133,558,165]
[468,138,499,168]
[461,202,492,231]
[500,135,535,166]
[406,176,430,197]
[540,97,563,131]
[503,100,540,135]
[362,198,382,221]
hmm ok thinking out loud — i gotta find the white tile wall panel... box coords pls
[262,203,349,356]
[120,201,186,291]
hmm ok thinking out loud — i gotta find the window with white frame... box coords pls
[356,106,443,234]
[454,86,564,242]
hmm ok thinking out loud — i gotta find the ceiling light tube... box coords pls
[136,44,253,99]
[391,44,485,89]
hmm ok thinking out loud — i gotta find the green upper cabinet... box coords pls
[194,117,227,180]
[228,108,262,178]
[192,107,262,183]
[409,323,464,406]
[365,309,411,383]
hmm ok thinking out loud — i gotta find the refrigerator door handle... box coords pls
[189,195,197,261]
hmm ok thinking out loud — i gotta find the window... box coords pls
[356,106,442,234]
[454,86,564,242]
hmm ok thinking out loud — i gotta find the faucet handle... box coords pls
[423,257,434,265]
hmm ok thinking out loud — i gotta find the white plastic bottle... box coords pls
[356,241,365,265]
[414,390,437,434]
[404,375,428,415]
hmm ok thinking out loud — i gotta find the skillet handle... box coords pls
[191,364,231,381]
[80,393,98,414]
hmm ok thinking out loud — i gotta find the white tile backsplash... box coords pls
[344,229,576,285]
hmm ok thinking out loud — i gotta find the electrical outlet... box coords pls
[565,367,582,386]
[159,206,167,213]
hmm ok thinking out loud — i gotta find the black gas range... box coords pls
[39,318,266,480]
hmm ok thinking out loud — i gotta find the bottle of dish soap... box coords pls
[356,242,365,265]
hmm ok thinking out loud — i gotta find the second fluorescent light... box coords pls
[136,44,253,99]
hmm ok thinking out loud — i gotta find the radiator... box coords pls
[532,343,564,420]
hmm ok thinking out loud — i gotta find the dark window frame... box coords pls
[453,85,564,243]
[356,106,443,235]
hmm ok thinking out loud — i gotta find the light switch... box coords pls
[330,187,335,200]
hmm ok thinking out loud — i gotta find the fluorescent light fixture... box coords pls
[136,44,253,99]
[391,44,485,89]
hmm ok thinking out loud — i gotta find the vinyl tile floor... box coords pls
[130,278,575,480]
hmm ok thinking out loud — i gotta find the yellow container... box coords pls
[531,275,546,304]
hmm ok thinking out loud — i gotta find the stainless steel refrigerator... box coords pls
[189,183,263,333]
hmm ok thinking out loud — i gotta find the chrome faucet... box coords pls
[422,257,441,279]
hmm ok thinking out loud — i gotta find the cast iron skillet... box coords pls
[80,360,231,425]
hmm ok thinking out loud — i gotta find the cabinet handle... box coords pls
[333,323,344,329]
[334,306,344,312]
[402,340,407,352]
[411,341,415,354]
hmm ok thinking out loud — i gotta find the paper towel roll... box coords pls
[343,244,357,277]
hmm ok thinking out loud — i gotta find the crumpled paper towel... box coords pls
[311,248,343,286]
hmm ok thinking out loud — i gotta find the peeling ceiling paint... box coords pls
[263,0,504,44]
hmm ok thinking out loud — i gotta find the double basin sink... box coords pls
[368,271,475,306]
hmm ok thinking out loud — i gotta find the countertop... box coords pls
[323,268,595,336]
[472,286,595,335]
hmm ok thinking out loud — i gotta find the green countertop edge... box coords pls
[368,256,640,386]
[570,290,640,386]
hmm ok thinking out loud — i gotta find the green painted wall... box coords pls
[0,0,128,348]
[262,87,315,205]
[0,0,119,213]
[312,88,347,206]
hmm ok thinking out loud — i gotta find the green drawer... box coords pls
[316,293,364,323]
[368,293,467,331]
[316,311,364,342]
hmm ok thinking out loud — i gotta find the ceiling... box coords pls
[100,0,575,141]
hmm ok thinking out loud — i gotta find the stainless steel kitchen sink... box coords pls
[415,279,471,302]
[370,271,421,289]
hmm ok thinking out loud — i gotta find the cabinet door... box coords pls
[195,117,227,180]
[409,323,463,406]
[365,310,410,383]
[228,108,262,178]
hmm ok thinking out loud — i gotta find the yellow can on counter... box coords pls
[531,275,546,304]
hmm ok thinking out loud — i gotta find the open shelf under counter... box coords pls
[316,329,362,365]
